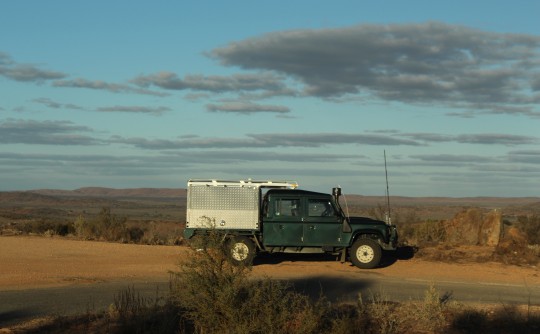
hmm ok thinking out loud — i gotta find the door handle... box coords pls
[309,225,316,230]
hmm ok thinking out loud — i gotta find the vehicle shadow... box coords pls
[283,275,375,302]
[378,245,417,268]
[253,252,340,265]
[0,309,39,327]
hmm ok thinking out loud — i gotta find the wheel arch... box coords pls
[351,231,384,245]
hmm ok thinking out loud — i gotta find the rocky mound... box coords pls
[443,208,502,247]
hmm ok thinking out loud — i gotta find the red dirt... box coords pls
[1,236,539,291]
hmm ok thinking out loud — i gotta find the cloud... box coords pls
[400,132,539,146]
[532,75,540,91]
[447,104,540,118]
[507,150,540,164]
[111,132,422,150]
[31,97,83,110]
[52,78,169,96]
[165,150,360,163]
[455,134,539,146]
[0,65,66,82]
[248,133,421,147]
[0,119,102,145]
[0,52,66,82]
[0,150,359,171]
[110,131,537,152]
[110,136,267,150]
[206,101,290,114]
[30,98,169,115]
[96,105,171,115]
[210,22,540,115]
[0,52,14,66]
[409,154,501,166]
[131,71,290,95]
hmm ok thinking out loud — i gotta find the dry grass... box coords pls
[7,283,540,334]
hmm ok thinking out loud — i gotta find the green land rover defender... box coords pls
[183,179,398,269]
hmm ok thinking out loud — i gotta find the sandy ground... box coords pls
[0,236,182,290]
[1,236,539,291]
[0,236,540,290]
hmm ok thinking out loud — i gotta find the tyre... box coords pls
[227,236,256,266]
[350,238,382,269]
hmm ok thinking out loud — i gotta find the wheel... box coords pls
[350,238,382,269]
[227,236,256,266]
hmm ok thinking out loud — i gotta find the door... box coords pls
[262,197,303,246]
[303,198,344,246]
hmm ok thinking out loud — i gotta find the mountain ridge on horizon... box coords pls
[27,187,187,198]
[6,187,537,206]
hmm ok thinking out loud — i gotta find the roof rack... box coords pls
[187,179,298,189]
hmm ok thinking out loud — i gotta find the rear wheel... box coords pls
[350,238,382,269]
[227,236,256,266]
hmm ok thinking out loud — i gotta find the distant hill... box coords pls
[9,187,537,208]
[346,194,540,208]
[0,187,537,222]
[28,187,187,198]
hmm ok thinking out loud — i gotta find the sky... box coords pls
[1,1,539,197]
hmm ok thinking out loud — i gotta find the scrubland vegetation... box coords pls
[363,205,540,266]
[2,193,540,333]
[0,206,184,245]
[1,202,539,268]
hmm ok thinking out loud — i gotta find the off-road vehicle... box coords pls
[183,179,398,269]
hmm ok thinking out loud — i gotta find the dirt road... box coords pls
[2,236,539,289]
[1,236,540,326]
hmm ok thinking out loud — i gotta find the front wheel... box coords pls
[350,238,382,269]
[227,236,256,266]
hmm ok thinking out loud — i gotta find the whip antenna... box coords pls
[384,150,391,225]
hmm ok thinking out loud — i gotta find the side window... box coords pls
[275,198,301,217]
[308,199,336,217]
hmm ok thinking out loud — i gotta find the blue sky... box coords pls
[1,1,539,197]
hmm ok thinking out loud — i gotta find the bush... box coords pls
[105,285,179,333]
[74,207,127,242]
[169,231,320,334]
[518,215,540,245]
[18,219,74,236]
[398,220,446,246]
[127,226,146,243]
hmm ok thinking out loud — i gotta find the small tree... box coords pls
[96,207,127,241]
[73,208,127,241]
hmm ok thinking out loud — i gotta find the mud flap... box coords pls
[340,248,347,263]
